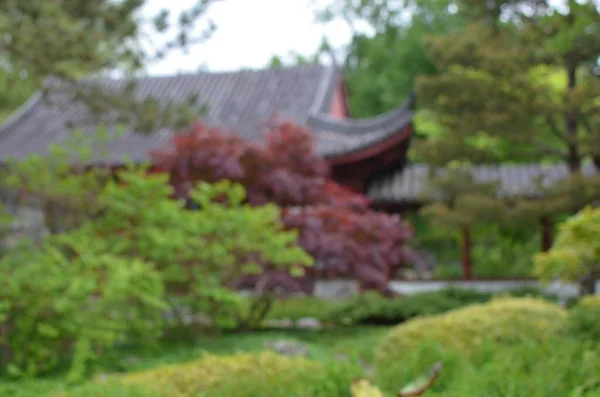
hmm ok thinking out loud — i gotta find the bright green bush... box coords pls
[0,166,313,378]
[535,206,600,295]
[54,352,357,397]
[569,296,600,341]
[375,297,568,382]
[0,238,166,380]
[80,170,312,330]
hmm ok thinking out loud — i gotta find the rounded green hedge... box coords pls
[54,351,356,397]
[375,297,568,386]
[569,295,600,341]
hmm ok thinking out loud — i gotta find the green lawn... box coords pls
[0,326,390,396]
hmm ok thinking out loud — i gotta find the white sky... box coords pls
[144,0,357,75]
[142,0,588,76]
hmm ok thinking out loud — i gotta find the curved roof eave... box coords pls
[0,91,43,137]
[310,94,415,161]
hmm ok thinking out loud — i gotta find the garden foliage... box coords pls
[377,334,600,396]
[535,206,600,295]
[0,165,312,378]
[569,295,600,341]
[374,297,583,395]
[151,120,420,292]
[54,351,358,397]
[0,236,166,380]
[263,287,558,327]
[327,289,494,326]
[0,0,214,132]
[375,297,567,373]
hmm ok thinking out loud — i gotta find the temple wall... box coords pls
[0,188,48,252]
[313,279,599,300]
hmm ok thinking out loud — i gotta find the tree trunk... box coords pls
[565,59,581,174]
[461,227,472,280]
[579,271,597,296]
[541,216,553,252]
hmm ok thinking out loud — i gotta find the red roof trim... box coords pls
[339,79,352,118]
[326,124,413,166]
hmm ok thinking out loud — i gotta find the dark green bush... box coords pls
[327,289,494,326]
[266,296,341,322]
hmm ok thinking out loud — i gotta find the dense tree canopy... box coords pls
[412,0,600,280]
[415,0,600,170]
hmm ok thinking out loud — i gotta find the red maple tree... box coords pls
[150,120,420,294]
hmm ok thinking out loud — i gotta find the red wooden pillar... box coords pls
[541,217,553,252]
[461,226,472,280]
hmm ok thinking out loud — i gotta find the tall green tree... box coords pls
[416,0,600,171]
[316,0,464,117]
[419,166,505,279]
[414,0,600,281]
[0,0,215,130]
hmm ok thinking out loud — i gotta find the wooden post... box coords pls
[461,226,472,280]
[541,217,553,252]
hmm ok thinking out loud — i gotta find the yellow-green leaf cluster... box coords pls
[534,206,600,283]
[53,351,354,397]
[375,297,567,368]
[0,162,314,378]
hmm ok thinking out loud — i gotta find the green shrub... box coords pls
[326,292,404,325]
[265,296,336,322]
[55,352,357,397]
[0,238,166,380]
[569,296,600,341]
[471,229,538,278]
[327,289,494,326]
[0,166,313,378]
[375,336,600,397]
[375,297,568,387]
[431,264,463,279]
[534,206,600,295]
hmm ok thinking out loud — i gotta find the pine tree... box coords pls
[414,0,600,279]
[418,165,506,279]
[0,0,215,130]
[416,0,600,170]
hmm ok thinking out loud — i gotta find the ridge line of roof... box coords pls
[0,91,43,137]
[86,64,331,83]
[308,63,338,116]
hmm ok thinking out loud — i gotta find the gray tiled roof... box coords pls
[0,64,414,163]
[367,163,599,203]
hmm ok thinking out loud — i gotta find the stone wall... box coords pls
[313,279,599,300]
[0,188,48,251]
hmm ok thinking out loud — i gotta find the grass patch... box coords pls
[0,326,390,396]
